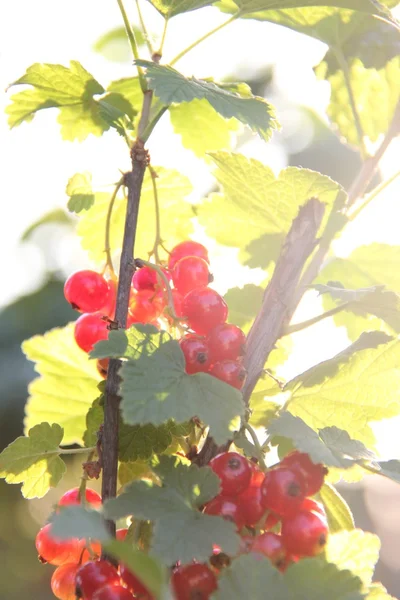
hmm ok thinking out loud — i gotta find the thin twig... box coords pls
[242,423,267,470]
[116,0,147,92]
[283,302,351,336]
[135,0,154,56]
[104,177,125,275]
[349,169,400,221]
[147,165,161,262]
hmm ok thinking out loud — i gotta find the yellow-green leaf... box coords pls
[325,529,381,586]
[23,325,102,445]
[319,482,355,532]
[0,423,66,499]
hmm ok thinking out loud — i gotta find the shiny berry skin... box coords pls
[51,563,79,600]
[209,452,252,496]
[300,497,326,517]
[182,287,228,335]
[35,524,82,566]
[116,528,128,541]
[59,487,102,508]
[76,560,120,599]
[92,585,135,600]
[168,241,209,270]
[171,289,185,317]
[203,495,246,530]
[74,312,109,353]
[281,509,329,557]
[281,451,327,496]
[179,335,211,374]
[252,532,289,570]
[172,256,210,297]
[132,266,170,292]
[207,324,246,363]
[263,511,281,531]
[64,270,109,313]
[129,289,165,324]
[236,469,265,526]
[172,563,217,600]
[260,467,307,517]
[120,563,151,597]
[209,360,247,390]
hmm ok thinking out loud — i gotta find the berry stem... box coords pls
[284,302,351,336]
[242,423,267,471]
[134,0,154,56]
[147,165,162,263]
[135,258,185,322]
[104,176,125,276]
[57,447,96,455]
[116,0,147,93]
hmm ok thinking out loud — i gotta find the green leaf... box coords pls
[318,244,400,340]
[319,482,355,532]
[50,505,111,542]
[119,422,175,462]
[169,99,239,157]
[105,539,167,600]
[6,61,110,141]
[198,152,343,265]
[104,466,239,563]
[321,56,400,147]
[374,459,400,484]
[229,0,397,19]
[224,284,264,331]
[107,77,143,115]
[0,423,66,499]
[366,583,397,599]
[267,413,376,468]
[248,376,284,428]
[135,61,278,141]
[93,26,146,62]
[213,553,364,600]
[77,168,193,265]
[97,93,136,136]
[83,396,104,448]
[66,172,95,213]
[325,529,380,586]
[23,324,102,445]
[120,334,244,444]
[285,331,400,447]
[147,0,218,17]
[118,461,153,487]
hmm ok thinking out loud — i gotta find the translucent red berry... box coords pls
[171,289,185,317]
[129,289,165,324]
[182,287,228,335]
[172,563,217,600]
[203,495,246,530]
[59,487,102,508]
[209,452,252,496]
[280,451,327,496]
[132,266,170,292]
[207,324,246,363]
[172,256,211,297]
[281,509,329,557]
[35,524,82,566]
[92,585,135,600]
[51,563,79,600]
[168,241,209,270]
[236,469,265,526]
[120,563,151,598]
[116,528,128,541]
[179,335,211,374]
[252,532,289,570]
[64,270,109,313]
[209,360,247,390]
[76,560,120,599]
[260,467,307,517]
[74,313,109,353]
[300,497,326,517]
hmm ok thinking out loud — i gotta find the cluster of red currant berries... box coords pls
[205,450,329,572]
[64,241,247,390]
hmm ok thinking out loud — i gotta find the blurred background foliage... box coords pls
[1,0,400,598]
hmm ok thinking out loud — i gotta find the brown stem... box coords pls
[101,140,148,541]
[194,198,325,466]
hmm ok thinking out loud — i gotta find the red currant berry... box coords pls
[120,563,152,598]
[209,452,252,496]
[116,528,128,541]
[236,470,265,526]
[132,266,170,292]
[80,540,102,564]
[172,563,217,600]
[179,335,211,374]
[252,532,289,571]
[300,497,326,517]
[92,585,135,600]
[129,289,165,324]
[76,560,120,599]
[100,279,117,319]
[97,358,109,379]
[74,313,109,353]
[203,495,246,530]
[260,467,307,517]
[64,270,109,313]
[263,511,281,531]
[168,241,209,270]
[182,288,228,335]
[172,256,211,297]
[59,487,102,508]
[51,563,79,600]
[281,451,327,496]
[207,324,246,363]
[281,509,328,557]
[209,360,247,390]
[171,289,185,317]
[35,524,82,566]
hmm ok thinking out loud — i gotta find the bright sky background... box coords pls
[1,0,400,455]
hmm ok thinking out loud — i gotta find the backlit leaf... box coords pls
[325,529,380,586]
[146,0,218,17]
[319,482,355,532]
[66,172,95,213]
